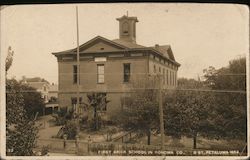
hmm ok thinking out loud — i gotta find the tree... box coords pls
[203,57,246,91]
[164,81,215,149]
[6,79,38,155]
[115,75,159,145]
[5,46,14,73]
[20,84,45,119]
[203,57,247,141]
[6,49,38,156]
[87,92,109,130]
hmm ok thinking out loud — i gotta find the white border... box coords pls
[0,3,249,160]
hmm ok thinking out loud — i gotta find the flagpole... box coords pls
[76,6,80,114]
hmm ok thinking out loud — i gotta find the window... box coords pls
[170,71,173,85]
[159,67,161,73]
[97,64,105,83]
[163,69,165,85]
[170,71,172,85]
[166,70,169,85]
[100,93,107,111]
[154,65,156,73]
[73,65,77,84]
[122,22,129,34]
[121,96,132,110]
[124,63,130,82]
[71,97,82,112]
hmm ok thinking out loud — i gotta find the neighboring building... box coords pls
[48,83,58,100]
[22,77,50,103]
[22,77,59,114]
[46,83,59,114]
[52,15,180,118]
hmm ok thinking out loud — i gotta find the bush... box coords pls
[41,145,49,156]
[52,107,73,126]
[63,120,78,140]
[87,116,102,131]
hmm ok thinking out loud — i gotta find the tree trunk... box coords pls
[147,129,151,145]
[94,107,97,130]
[193,132,197,149]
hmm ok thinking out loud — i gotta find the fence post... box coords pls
[88,136,92,154]
[63,134,67,149]
[75,135,79,150]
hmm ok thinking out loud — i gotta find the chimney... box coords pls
[155,44,160,50]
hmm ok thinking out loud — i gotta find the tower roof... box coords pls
[116,15,139,22]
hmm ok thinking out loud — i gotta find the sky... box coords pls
[1,3,249,84]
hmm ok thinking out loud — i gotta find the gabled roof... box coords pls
[52,36,179,66]
[53,36,129,54]
[26,82,49,90]
[112,39,145,49]
[150,45,175,61]
[49,84,58,92]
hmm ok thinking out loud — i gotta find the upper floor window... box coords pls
[97,64,105,83]
[73,65,77,84]
[154,65,156,73]
[159,67,161,73]
[124,63,131,82]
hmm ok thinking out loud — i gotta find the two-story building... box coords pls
[52,15,180,118]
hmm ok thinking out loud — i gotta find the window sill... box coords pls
[123,81,130,84]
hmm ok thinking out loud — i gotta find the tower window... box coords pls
[122,22,129,35]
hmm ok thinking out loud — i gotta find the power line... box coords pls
[6,88,247,94]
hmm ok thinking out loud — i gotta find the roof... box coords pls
[150,45,175,61]
[22,77,49,83]
[112,39,145,49]
[26,82,49,90]
[49,84,58,92]
[52,36,180,66]
[116,15,139,22]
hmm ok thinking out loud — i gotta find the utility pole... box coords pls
[158,74,165,149]
[76,6,80,114]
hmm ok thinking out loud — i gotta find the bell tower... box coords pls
[116,15,138,43]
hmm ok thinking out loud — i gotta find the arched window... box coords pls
[122,22,129,34]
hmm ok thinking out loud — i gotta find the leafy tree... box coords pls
[203,57,247,141]
[19,84,45,119]
[5,46,14,73]
[87,92,109,130]
[6,79,38,155]
[62,120,78,139]
[203,57,246,91]
[115,75,159,145]
[164,83,216,149]
[6,49,38,156]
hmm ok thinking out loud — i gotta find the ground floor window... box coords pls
[71,97,83,112]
